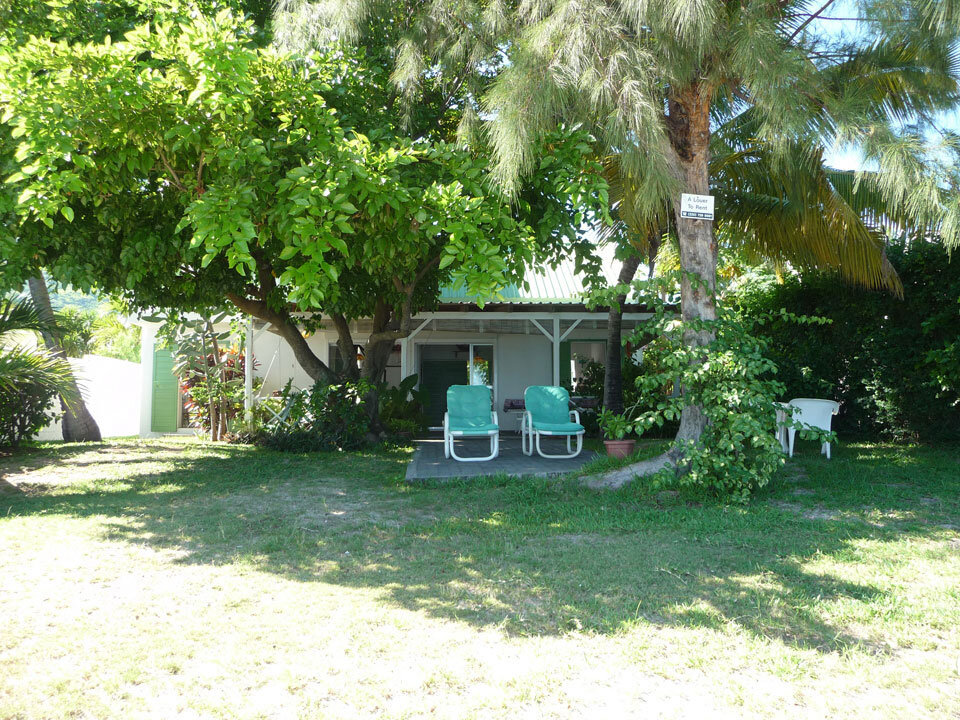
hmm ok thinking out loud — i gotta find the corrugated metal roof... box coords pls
[440,260,589,305]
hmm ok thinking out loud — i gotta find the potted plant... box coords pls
[597,409,636,458]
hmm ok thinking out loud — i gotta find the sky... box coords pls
[814,0,960,170]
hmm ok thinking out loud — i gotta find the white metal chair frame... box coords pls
[521,409,584,459]
[782,398,840,459]
[443,411,500,462]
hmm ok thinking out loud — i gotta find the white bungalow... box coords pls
[138,262,652,436]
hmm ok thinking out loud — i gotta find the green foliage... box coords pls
[378,373,427,430]
[0,14,590,323]
[0,296,74,446]
[47,301,140,361]
[383,417,419,440]
[90,312,141,362]
[596,409,633,440]
[623,276,832,501]
[0,11,601,404]
[731,240,960,440]
[160,314,249,440]
[0,380,58,448]
[53,306,96,358]
[259,379,372,452]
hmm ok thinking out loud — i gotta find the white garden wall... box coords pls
[37,355,142,441]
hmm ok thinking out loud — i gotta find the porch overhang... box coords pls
[400,308,654,387]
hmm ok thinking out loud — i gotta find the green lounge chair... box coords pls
[444,385,499,462]
[522,385,585,459]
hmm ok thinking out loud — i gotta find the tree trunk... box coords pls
[602,252,643,414]
[671,87,717,445]
[226,293,336,385]
[358,302,398,435]
[330,313,360,380]
[209,326,233,441]
[27,276,102,443]
[646,237,660,282]
[585,85,717,489]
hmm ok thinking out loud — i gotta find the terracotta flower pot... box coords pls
[604,439,636,458]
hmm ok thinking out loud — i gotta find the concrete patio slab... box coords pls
[405,434,598,480]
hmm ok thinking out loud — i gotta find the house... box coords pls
[138,261,652,436]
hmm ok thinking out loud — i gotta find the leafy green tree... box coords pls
[0,0,261,443]
[0,12,600,421]
[598,110,938,414]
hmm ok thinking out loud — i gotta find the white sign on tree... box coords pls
[680,193,715,220]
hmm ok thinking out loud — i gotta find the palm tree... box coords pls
[597,32,958,415]
[600,124,918,413]
[0,296,79,447]
[505,4,958,479]
[26,278,102,442]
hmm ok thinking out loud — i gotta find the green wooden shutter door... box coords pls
[151,349,179,433]
[420,360,469,426]
[559,341,572,388]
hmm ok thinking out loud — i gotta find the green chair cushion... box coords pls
[532,420,585,434]
[525,386,573,425]
[447,385,495,434]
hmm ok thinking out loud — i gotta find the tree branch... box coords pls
[788,0,839,42]
[157,149,188,192]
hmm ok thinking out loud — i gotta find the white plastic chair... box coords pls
[774,402,791,453]
[785,398,839,459]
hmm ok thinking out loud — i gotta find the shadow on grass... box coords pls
[1,439,958,654]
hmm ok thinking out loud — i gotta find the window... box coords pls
[470,344,494,389]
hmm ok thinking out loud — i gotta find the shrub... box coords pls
[258,379,372,452]
[730,240,960,440]
[597,409,633,440]
[379,374,428,430]
[0,383,58,448]
[384,417,420,437]
[623,276,831,501]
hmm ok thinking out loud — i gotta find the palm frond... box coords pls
[0,296,54,338]
[712,139,904,296]
[0,345,79,404]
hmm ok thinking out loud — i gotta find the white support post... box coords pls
[559,318,583,342]
[400,318,431,382]
[552,317,561,386]
[408,318,431,341]
[139,321,159,437]
[244,315,254,423]
[529,318,553,341]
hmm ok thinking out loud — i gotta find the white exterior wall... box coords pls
[494,334,552,431]
[37,355,142,440]
[139,322,158,436]
[250,331,329,396]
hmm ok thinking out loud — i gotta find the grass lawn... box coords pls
[1,438,958,719]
